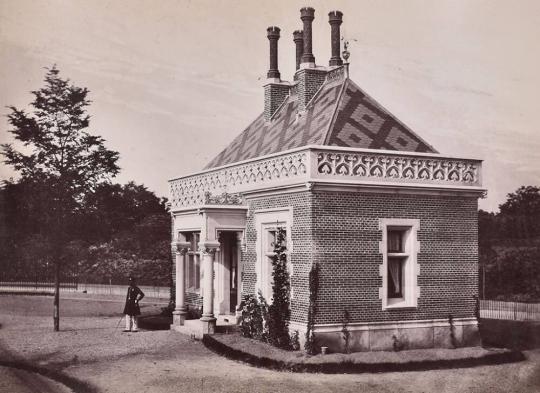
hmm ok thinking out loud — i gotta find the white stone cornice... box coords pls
[169,146,484,210]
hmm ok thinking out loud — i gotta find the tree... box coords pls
[2,66,120,331]
[499,186,540,239]
[81,181,167,243]
[477,185,540,301]
[77,181,170,285]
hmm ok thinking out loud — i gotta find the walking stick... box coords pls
[114,314,124,331]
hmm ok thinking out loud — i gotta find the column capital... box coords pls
[171,241,190,255]
[198,241,220,255]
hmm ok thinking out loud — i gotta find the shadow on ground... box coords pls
[0,360,98,393]
[480,319,540,350]
[138,314,172,330]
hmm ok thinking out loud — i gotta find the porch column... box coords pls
[199,241,220,334]
[172,241,190,326]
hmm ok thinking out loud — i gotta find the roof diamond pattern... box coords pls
[204,77,436,169]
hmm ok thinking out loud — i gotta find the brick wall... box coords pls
[311,190,479,325]
[175,188,479,327]
[241,189,478,327]
[264,84,290,121]
[243,191,314,323]
[296,68,328,112]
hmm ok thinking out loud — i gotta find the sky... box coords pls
[1,0,539,212]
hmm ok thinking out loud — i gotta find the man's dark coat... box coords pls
[123,285,144,316]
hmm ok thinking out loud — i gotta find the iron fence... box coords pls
[0,279,78,293]
[480,299,540,321]
[0,278,169,299]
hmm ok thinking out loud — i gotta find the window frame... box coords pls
[183,231,201,293]
[379,219,420,309]
[254,208,293,303]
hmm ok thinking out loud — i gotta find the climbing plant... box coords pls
[305,262,319,354]
[341,309,351,354]
[267,227,291,349]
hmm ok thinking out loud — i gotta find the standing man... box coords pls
[123,276,145,332]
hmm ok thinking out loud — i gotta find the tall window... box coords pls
[184,232,200,291]
[380,219,419,309]
[387,230,406,299]
[261,227,287,301]
[254,208,293,303]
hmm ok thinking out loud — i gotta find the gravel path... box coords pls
[1,295,539,393]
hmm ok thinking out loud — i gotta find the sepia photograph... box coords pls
[1,1,539,392]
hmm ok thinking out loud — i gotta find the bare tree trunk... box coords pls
[54,261,60,331]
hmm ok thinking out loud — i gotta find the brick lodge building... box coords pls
[168,7,485,352]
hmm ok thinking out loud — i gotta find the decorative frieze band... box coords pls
[169,150,308,209]
[316,152,480,187]
[169,147,482,210]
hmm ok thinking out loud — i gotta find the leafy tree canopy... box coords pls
[2,65,120,235]
[4,66,119,183]
[479,185,540,301]
[500,186,540,215]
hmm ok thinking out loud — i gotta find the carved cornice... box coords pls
[169,150,308,210]
[316,152,480,187]
[169,146,483,210]
[204,191,243,205]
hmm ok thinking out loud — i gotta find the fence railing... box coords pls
[0,280,78,293]
[0,281,170,300]
[77,283,170,299]
[480,299,540,321]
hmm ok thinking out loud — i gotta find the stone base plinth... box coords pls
[200,317,217,336]
[290,318,481,353]
[171,317,217,340]
[172,310,187,326]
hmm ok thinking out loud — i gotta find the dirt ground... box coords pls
[0,295,539,393]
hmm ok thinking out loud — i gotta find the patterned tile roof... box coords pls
[204,77,437,169]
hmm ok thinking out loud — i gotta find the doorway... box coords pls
[214,231,239,315]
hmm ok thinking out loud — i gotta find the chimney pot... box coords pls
[328,10,343,66]
[293,30,304,71]
[300,7,315,65]
[267,26,281,79]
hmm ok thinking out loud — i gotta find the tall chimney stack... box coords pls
[300,7,315,66]
[293,30,304,71]
[264,26,290,121]
[267,26,281,79]
[328,11,343,66]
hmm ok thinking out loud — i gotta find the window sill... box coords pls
[383,299,417,310]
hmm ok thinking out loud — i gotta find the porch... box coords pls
[170,204,247,338]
